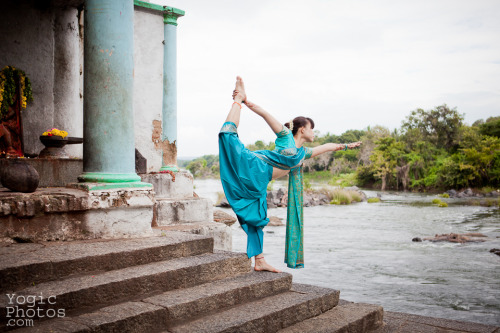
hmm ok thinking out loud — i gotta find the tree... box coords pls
[479,116,500,138]
[401,105,464,150]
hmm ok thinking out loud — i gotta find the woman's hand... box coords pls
[347,141,362,149]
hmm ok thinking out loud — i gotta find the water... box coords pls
[194,179,500,326]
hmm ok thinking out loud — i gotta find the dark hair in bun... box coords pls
[284,116,315,136]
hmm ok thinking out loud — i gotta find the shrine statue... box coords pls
[0,93,22,157]
[0,66,32,158]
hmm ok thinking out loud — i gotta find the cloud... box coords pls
[156,0,500,157]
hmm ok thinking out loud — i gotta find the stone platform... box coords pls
[0,233,383,332]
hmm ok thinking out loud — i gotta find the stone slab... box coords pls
[0,232,214,293]
[371,311,500,333]
[169,283,339,333]
[141,171,194,198]
[0,187,156,242]
[279,300,383,332]
[0,251,251,321]
[143,271,293,324]
[155,197,213,226]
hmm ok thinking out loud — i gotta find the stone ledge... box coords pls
[0,188,88,217]
[0,187,155,217]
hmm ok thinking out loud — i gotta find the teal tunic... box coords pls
[219,121,312,267]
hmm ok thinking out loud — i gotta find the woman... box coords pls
[219,77,361,273]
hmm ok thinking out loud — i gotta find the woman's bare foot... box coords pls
[233,76,247,103]
[254,256,281,273]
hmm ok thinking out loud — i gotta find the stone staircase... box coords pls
[0,232,383,332]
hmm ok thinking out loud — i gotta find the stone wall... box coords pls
[133,7,165,172]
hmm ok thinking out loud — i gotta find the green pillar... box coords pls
[160,8,184,172]
[79,0,149,189]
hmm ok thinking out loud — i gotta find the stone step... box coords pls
[155,197,213,226]
[153,221,232,251]
[0,232,214,293]
[7,271,294,333]
[278,300,384,333]
[167,283,339,333]
[144,271,293,325]
[0,251,251,327]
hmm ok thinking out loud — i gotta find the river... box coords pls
[194,179,500,326]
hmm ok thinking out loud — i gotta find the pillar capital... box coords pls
[164,8,184,26]
[133,1,184,26]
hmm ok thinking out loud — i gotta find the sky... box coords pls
[154,0,500,158]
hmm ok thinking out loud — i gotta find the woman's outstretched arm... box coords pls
[309,142,362,158]
[233,87,283,134]
[244,100,283,134]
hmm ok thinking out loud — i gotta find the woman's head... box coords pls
[284,116,315,141]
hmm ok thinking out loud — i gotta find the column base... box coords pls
[160,165,179,172]
[69,182,152,191]
[78,172,142,183]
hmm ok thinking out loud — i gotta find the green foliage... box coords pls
[267,180,275,191]
[438,202,448,207]
[186,154,219,178]
[246,140,275,151]
[479,116,500,138]
[401,104,464,150]
[328,172,358,187]
[432,198,442,204]
[440,193,450,198]
[304,179,312,190]
[367,197,381,203]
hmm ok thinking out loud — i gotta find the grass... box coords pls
[439,193,450,198]
[367,197,381,203]
[326,188,363,205]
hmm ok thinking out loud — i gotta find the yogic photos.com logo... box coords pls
[4,293,65,328]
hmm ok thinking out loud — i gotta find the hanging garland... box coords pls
[0,66,33,119]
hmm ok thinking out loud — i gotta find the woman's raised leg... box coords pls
[225,76,246,127]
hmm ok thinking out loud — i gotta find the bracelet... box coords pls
[233,101,242,109]
[344,144,348,151]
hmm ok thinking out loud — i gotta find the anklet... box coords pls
[233,101,242,109]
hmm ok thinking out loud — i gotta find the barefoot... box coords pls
[234,76,247,103]
[254,256,281,273]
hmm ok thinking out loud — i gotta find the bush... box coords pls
[367,197,381,203]
[432,198,442,204]
[439,193,450,198]
[438,202,448,207]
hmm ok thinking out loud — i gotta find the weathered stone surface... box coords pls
[141,171,194,199]
[154,222,232,251]
[421,233,488,243]
[169,283,339,333]
[155,197,212,226]
[169,285,338,333]
[213,209,237,226]
[279,301,383,332]
[0,187,156,242]
[0,251,250,320]
[73,301,167,333]
[0,160,39,193]
[0,232,213,293]
[370,310,500,333]
[143,271,292,325]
